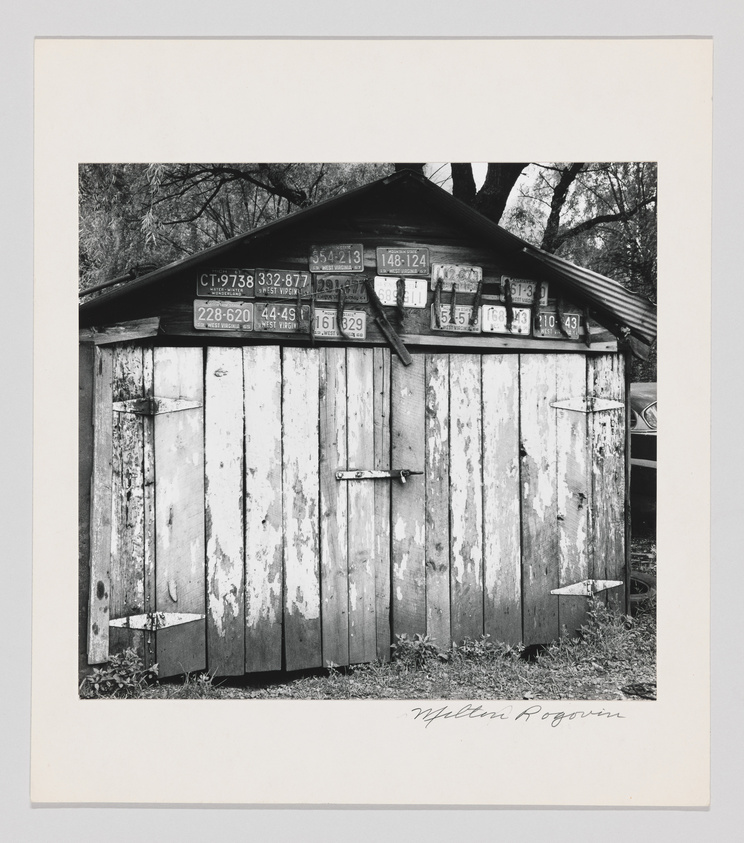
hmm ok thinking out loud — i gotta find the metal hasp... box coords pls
[335,469,424,484]
[550,579,623,597]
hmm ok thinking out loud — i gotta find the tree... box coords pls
[79,162,394,291]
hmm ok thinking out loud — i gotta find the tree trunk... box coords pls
[472,163,529,224]
[540,163,585,252]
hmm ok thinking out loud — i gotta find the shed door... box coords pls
[89,344,624,677]
[88,345,207,677]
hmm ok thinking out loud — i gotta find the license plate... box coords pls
[196,268,255,299]
[309,244,364,272]
[373,276,428,308]
[431,303,481,333]
[534,309,581,339]
[254,302,311,332]
[430,264,482,292]
[376,247,430,275]
[481,304,532,335]
[193,300,254,331]
[313,308,367,339]
[254,268,312,297]
[314,275,368,303]
[500,277,548,306]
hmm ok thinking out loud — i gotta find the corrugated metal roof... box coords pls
[80,169,657,344]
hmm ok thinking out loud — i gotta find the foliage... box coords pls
[450,634,524,663]
[390,632,443,669]
[79,648,158,699]
[146,670,223,700]
[136,596,655,701]
[79,162,393,292]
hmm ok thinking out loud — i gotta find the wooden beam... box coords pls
[79,317,160,345]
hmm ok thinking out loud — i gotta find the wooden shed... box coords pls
[78,170,657,679]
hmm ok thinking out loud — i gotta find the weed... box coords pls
[390,633,442,669]
[79,648,158,699]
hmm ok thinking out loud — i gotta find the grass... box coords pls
[136,596,656,702]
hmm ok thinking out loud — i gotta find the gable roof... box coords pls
[80,169,657,345]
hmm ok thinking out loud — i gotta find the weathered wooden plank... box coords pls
[319,347,349,667]
[205,346,245,675]
[79,343,95,672]
[79,317,160,345]
[154,346,206,676]
[555,354,590,637]
[88,346,115,664]
[141,348,156,668]
[391,355,427,639]
[282,347,322,671]
[244,345,284,672]
[482,354,522,645]
[424,354,451,648]
[373,347,392,660]
[346,347,378,663]
[588,354,626,612]
[520,354,559,645]
[449,354,484,643]
[109,344,146,659]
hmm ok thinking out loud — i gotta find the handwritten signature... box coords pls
[410,703,625,728]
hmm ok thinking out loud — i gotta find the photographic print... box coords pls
[77,161,657,702]
[33,39,710,807]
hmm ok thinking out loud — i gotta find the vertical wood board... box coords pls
[142,348,156,667]
[520,354,559,645]
[373,348,392,660]
[244,345,284,672]
[205,347,245,675]
[154,346,206,676]
[79,344,95,672]
[346,348,377,663]
[110,344,146,658]
[588,354,626,611]
[482,354,522,645]
[391,355,427,639]
[319,347,349,667]
[449,354,484,642]
[88,346,113,664]
[555,354,590,636]
[282,347,322,671]
[424,354,451,648]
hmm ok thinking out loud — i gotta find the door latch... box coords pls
[335,469,423,484]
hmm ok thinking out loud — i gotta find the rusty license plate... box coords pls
[430,263,482,292]
[501,277,548,306]
[193,300,254,331]
[373,276,428,308]
[376,247,430,275]
[309,244,364,272]
[481,304,532,335]
[254,268,312,297]
[534,309,581,339]
[314,275,368,303]
[254,302,311,332]
[313,308,367,339]
[196,268,255,299]
[431,303,481,333]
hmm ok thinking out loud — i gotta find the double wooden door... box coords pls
[87,343,625,677]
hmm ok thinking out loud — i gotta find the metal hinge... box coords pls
[550,579,623,597]
[109,612,205,631]
[335,469,423,484]
[112,397,203,415]
[550,397,624,413]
